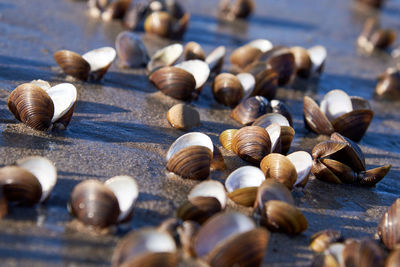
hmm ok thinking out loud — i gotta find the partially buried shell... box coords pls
[0,156,57,205]
[177,180,226,224]
[69,175,138,228]
[115,31,149,68]
[194,212,269,267]
[377,198,400,250]
[225,166,265,206]
[260,153,298,190]
[8,81,77,131]
[261,200,307,234]
[112,228,178,267]
[166,132,213,180]
[231,96,270,125]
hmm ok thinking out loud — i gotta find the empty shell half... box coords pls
[177,180,227,224]
[0,156,57,205]
[147,43,183,73]
[115,31,149,68]
[194,212,269,267]
[69,175,138,228]
[225,166,265,206]
[54,47,116,81]
[112,228,178,267]
[8,81,77,131]
[166,132,214,180]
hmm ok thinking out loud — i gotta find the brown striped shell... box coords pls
[212,73,244,107]
[378,198,400,250]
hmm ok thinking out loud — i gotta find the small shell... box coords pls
[260,153,298,190]
[254,179,294,214]
[220,0,255,20]
[225,166,265,206]
[212,73,244,107]
[375,68,400,99]
[232,126,271,164]
[290,46,312,78]
[144,11,189,39]
[219,129,238,152]
[247,39,273,53]
[45,83,77,128]
[270,99,293,127]
[115,31,149,68]
[231,96,270,125]
[147,43,183,73]
[280,126,295,155]
[166,104,200,130]
[184,41,206,60]
[310,229,344,253]
[54,50,91,81]
[206,46,226,74]
[82,47,116,81]
[230,45,263,70]
[261,200,307,234]
[287,151,312,188]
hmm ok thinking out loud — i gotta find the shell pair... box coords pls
[0,157,57,205]
[54,47,116,81]
[304,89,374,142]
[8,81,77,131]
[69,175,138,228]
[311,132,391,186]
[357,18,396,54]
[290,45,327,79]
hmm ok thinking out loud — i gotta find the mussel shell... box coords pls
[230,45,262,70]
[232,126,271,164]
[358,164,391,186]
[115,31,149,68]
[330,132,366,172]
[378,198,400,250]
[212,73,244,107]
[260,153,298,190]
[231,96,270,125]
[0,166,42,205]
[254,179,294,214]
[149,66,196,101]
[290,46,312,78]
[310,229,343,253]
[219,129,238,152]
[166,145,212,180]
[303,96,335,136]
[54,50,90,81]
[177,196,222,224]
[70,180,120,228]
[184,41,206,60]
[261,200,307,234]
[8,83,54,131]
[332,109,374,142]
[342,239,384,267]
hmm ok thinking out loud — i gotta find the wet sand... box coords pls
[0,0,399,266]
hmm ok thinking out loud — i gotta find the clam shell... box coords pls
[311,160,342,184]
[290,46,312,78]
[149,66,196,101]
[178,221,200,257]
[82,46,116,81]
[375,68,400,99]
[184,41,206,60]
[70,180,120,228]
[8,83,54,131]
[342,239,384,267]
[212,73,244,107]
[303,96,335,135]
[260,153,298,190]
[321,159,357,184]
[54,50,91,81]
[358,164,391,186]
[175,60,210,90]
[330,132,366,172]
[205,46,226,74]
[101,0,131,21]
[280,126,295,155]
[310,229,343,253]
[112,228,177,267]
[231,96,270,125]
[0,166,42,205]
[188,180,227,209]
[45,83,77,127]
[320,89,353,122]
[247,39,273,53]
[270,99,293,127]
[251,68,278,100]
[225,166,265,206]
[332,109,374,142]
[265,48,296,86]
[147,43,183,73]
[265,123,281,153]
[287,151,312,188]
[227,0,255,19]
[254,179,294,214]
[308,45,327,74]
[115,31,149,68]
[211,145,226,171]
[219,129,238,152]
[144,11,173,38]
[312,140,347,159]
[194,212,268,267]
[237,72,256,99]
[252,113,290,128]
[261,200,307,234]
[232,126,271,164]
[378,198,400,250]
[230,45,262,70]
[104,175,139,222]
[166,104,200,130]
[177,197,222,224]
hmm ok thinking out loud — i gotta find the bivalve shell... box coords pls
[147,43,183,73]
[144,11,190,39]
[212,73,244,107]
[260,153,298,190]
[342,239,384,267]
[378,198,400,250]
[310,230,344,253]
[375,68,400,99]
[254,179,294,214]
[115,31,149,68]
[219,129,238,152]
[184,41,206,60]
[166,104,200,130]
[231,96,270,125]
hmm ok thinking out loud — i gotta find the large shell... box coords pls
[232,126,271,164]
[254,179,294,214]
[112,228,177,267]
[147,43,183,73]
[260,153,298,190]
[261,200,307,234]
[225,166,265,206]
[69,180,120,228]
[231,96,270,125]
[115,31,149,68]
[194,212,269,267]
[166,132,213,180]
[212,73,244,107]
[219,129,238,152]
[378,198,400,250]
[54,50,91,81]
[82,47,116,81]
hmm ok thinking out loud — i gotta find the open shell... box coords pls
[225,166,265,206]
[230,45,263,70]
[260,153,298,190]
[115,31,149,68]
[194,212,269,267]
[166,132,213,180]
[175,60,210,91]
[147,43,183,73]
[287,151,313,188]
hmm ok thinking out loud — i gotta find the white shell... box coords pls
[166,132,213,161]
[205,46,226,70]
[308,45,327,73]
[148,43,183,71]
[188,180,227,209]
[236,73,255,99]
[175,60,210,89]
[194,212,255,258]
[259,113,290,127]
[327,243,345,266]
[30,79,51,91]
[17,157,57,203]
[104,175,139,222]
[287,151,312,187]
[266,123,281,153]
[225,166,265,193]
[320,89,353,121]
[82,47,116,71]
[44,83,77,123]
[247,39,273,53]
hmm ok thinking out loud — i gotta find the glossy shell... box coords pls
[260,153,298,190]
[231,96,270,125]
[115,31,149,68]
[378,198,400,250]
[212,73,244,107]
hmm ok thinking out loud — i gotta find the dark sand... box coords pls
[0,0,399,266]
